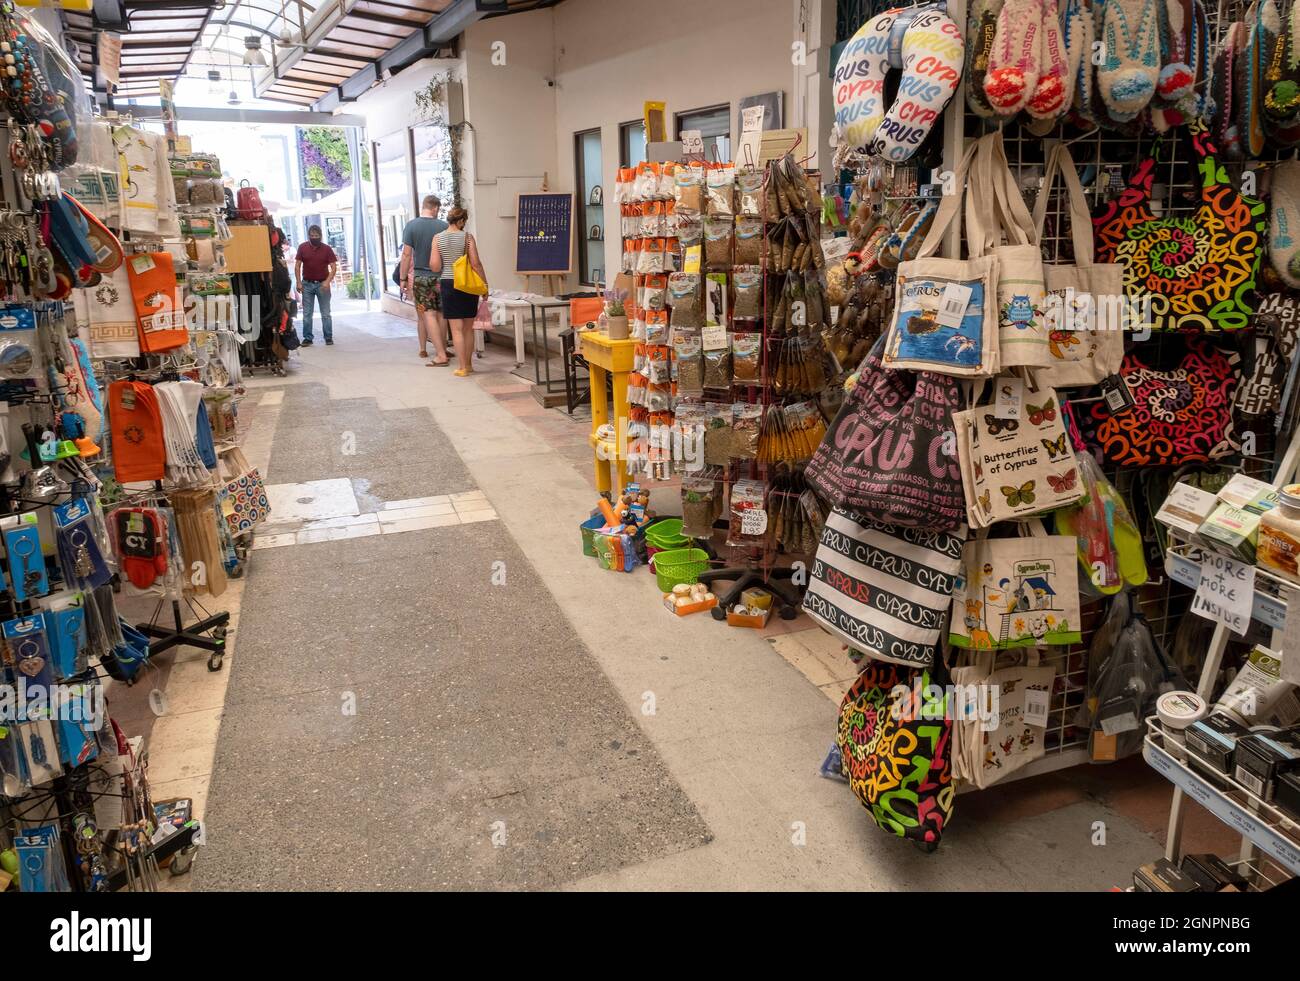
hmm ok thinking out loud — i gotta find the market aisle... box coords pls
[194,307,1169,891]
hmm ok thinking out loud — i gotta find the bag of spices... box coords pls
[704,402,733,466]
[703,345,732,391]
[669,272,704,329]
[734,217,764,266]
[645,309,670,347]
[675,401,707,470]
[682,475,721,538]
[731,402,763,460]
[675,164,706,215]
[732,331,762,383]
[732,266,762,321]
[704,217,734,271]
[707,165,736,215]
[727,479,768,548]
[737,170,764,217]
[673,330,704,395]
[637,237,667,275]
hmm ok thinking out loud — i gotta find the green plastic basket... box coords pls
[650,547,711,593]
[645,518,689,550]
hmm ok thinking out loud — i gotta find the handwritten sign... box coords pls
[1191,553,1255,635]
[515,193,573,275]
[680,129,704,156]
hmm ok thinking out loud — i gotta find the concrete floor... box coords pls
[106,304,1239,890]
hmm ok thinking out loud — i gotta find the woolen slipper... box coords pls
[1027,0,1070,118]
[1214,20,1247,155]
[966,0,1005,118]
[1063,0,1096,119]
[1240,1,1273,156]
[1269,158,1300,286]
[1158,0,1196,104]
[1097,0,1161,120]
[1266,0,1300,118]
[985,0,1045,114]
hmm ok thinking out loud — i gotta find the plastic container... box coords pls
[1156,690,1208,763]
[579,514,606,557]
[1258,483,1300,583]
[645,518,689,551]
[650,547,710,593]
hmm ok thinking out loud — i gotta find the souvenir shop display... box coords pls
[808,0,1300,869]
[0,17,266,889]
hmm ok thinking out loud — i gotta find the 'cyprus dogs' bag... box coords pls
[966,130,1051,368]
[883,138,1000,376]
[1030,143,1125,388]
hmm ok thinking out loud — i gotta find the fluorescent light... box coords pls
[207,69,222,94]
[242,35,266,66]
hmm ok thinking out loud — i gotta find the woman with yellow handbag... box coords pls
[430,206,488,376]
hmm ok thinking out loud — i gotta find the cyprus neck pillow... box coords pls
[834,4,965,162]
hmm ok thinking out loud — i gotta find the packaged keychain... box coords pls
[3,518,48,601]
[54,497,113,589]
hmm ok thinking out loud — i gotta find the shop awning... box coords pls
[281,181,375,215]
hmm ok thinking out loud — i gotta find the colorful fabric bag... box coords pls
[952,379,1086,528]
[951,649,1056,788]
[883,138,1001,376]
[1092,122,1265,331]
[803,506,967,669]
[1237,291,1300,418]
[1083,336,1240,466]
[836,658,956,844]
[1030,142,1126,387]
[805,342,968,531]
[217,447,270,537]
[949,519,1083,649]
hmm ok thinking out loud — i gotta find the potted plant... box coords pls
[604,288,629,340]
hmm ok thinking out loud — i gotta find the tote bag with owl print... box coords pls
[952,378,1086,528]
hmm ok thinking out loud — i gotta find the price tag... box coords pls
[993,377,1024,420]
[130,253,156,275]
[683,245,702,274]
[1100,710,1140,736]
[1024,686,1050,728]
[702,324,728,351]
[681,129,704,156]
[935,282,973,328]
[1191,552,1255,635]
[741,508,768,536]
[1100,374,1135,413]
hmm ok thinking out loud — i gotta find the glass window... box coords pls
[412,122,455,218]
[575,128,604,287]
[620,120,645,168]
[373,129,413,296]
[676,105,730,163]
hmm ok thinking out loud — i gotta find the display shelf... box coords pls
[1143,720,1300,877]
[1164,541,1290,631]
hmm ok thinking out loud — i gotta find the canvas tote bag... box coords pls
[948,519,1083,650]
[882,138,1000,376]
[966,130,1052,368]
[1030,142,1125,388]
[805,338,968,531]
[951,649,1055,788]
[804,505,967,669]
[952,374,1086,528]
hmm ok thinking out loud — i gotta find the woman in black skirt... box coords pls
[430,207,488,376]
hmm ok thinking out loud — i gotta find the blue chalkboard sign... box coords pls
[516,193,573,274]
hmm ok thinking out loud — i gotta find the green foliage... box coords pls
[305,164,327,188]
[346,272,377,299]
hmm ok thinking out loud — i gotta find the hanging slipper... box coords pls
[1266,0,1300,119]
[1063,0,1096,120]
[967,0,1005,118]
[1027,0,1070,117]
[1157,0,1196,105]
[896,199,939,262]
[1240,1,1273,157]
[1097,0,1161,120]
[1269,158,1300,287]
[985,0,1045,115]
[1213,21,1246,155]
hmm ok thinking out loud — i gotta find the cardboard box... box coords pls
[1184,713,1252,779]
[1134,858,1200,892]
[726,608,771,629]
[1180,853,1249,892]
[1157,483,1218,538]
[1198,503,1261,561]
[1233,730,1300,801]
[221,223,272,274]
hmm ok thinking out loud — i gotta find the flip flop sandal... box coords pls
[896,200,939,262]
[1097,0,1161,121]
[880,203,922,267]
[985,0,1046,114]
[1265,0,1300,119]
[427,359,452,367]
[1269,158,1300,286]
[857,223,891,272]
[1026,0,1070,118]
[66,194,123,273]
[966,0,1006,118]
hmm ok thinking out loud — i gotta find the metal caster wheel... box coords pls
[207,652,224,672]
[779,605,798,621]
[710,606,726,621]
[169,845,196,876]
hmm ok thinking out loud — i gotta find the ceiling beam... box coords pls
[123,103,367,126]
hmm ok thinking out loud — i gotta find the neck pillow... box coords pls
[834,4,964,162]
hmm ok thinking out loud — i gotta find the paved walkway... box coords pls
[109,305,1233,890]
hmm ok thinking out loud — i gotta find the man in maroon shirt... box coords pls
[294,225,338,346]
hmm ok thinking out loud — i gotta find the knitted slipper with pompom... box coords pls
[1063,0,1095,116]
[1214,21,1246,155]
[1265,0,1300,119]
[1241,1,1276,156]
[967,0,1005,118]
[1098,0,1161,120]
[1269,159,1300,287]
[985,0,1044,114]
[1027,0,1070,117]
[1158,0,1196,104]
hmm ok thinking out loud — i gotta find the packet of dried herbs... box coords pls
[732,266,762,321]
[734,217,763,266]
[704,402,733,466]
[668,272,704,329]
[730,402,763,460]
[707,165,736,216]
[703,346,732,392]
[681,476,720,538]
[732,331,762,384]
[673,330,704,395]
[704,216,734,271]
[674,164,706,215]
[737,169,764,217]
[675,402,707,470]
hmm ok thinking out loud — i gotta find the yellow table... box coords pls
[580,330,638,497]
